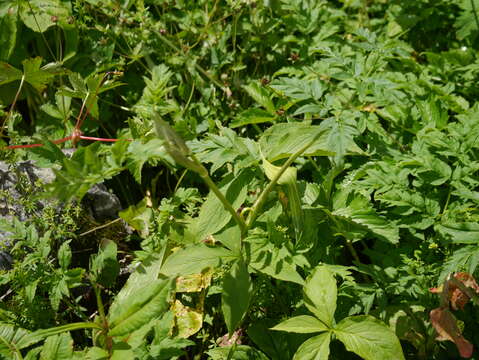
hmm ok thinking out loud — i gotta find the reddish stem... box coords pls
[79,136,129,142]
[5,136,73,149]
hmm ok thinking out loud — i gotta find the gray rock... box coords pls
[0,157,125,269]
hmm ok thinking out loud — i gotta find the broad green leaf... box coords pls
[231,108,277,128]
[303,266,336,327]
[222,260,253,335]
[334,316,405,360]
[90,240,119,288]
[293,332,331,360]
[109,342,135,360]
[259,123,334,162]
[161,244,236,276]
[317,113,363,164]
[271,315,329,334]
[192,171,252,240]
[25,348,42,360]
[247,320,296,360]
[85,347,109,359]
[19,0,71,33]
[245,233,305,285]
[108,277,174,336]
[40,333,73,360]
[58,241,72,270]
[332,190,399,244]
[22,58,65,92]
[417,96,447,129]
[436,222,479,244]
[243,82,276,114]
[207,345,269,360]
[119,199,153,238]
[108,256,163,322]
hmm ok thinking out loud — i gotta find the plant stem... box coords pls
[93,285,107,329]
[190,154,247,234]
[245,137,319,231]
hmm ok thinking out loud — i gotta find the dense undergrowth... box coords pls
[2,0,479,359]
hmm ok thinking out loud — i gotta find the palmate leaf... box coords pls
[0,57,65,92]
[303,266,337,328]
[334,316,405,360]
[318,111,363,165]
[292,332,331,360]
[332,189,399,244]
[270,77,325,101]
[125,139,172,183]
[244,230,305,285]
[190,126,260,173]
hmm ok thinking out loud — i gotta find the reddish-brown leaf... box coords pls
[430,307,473,358]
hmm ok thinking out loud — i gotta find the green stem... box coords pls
[93,285,107,329]
[190,154,247,234]
[245,136,319,231]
